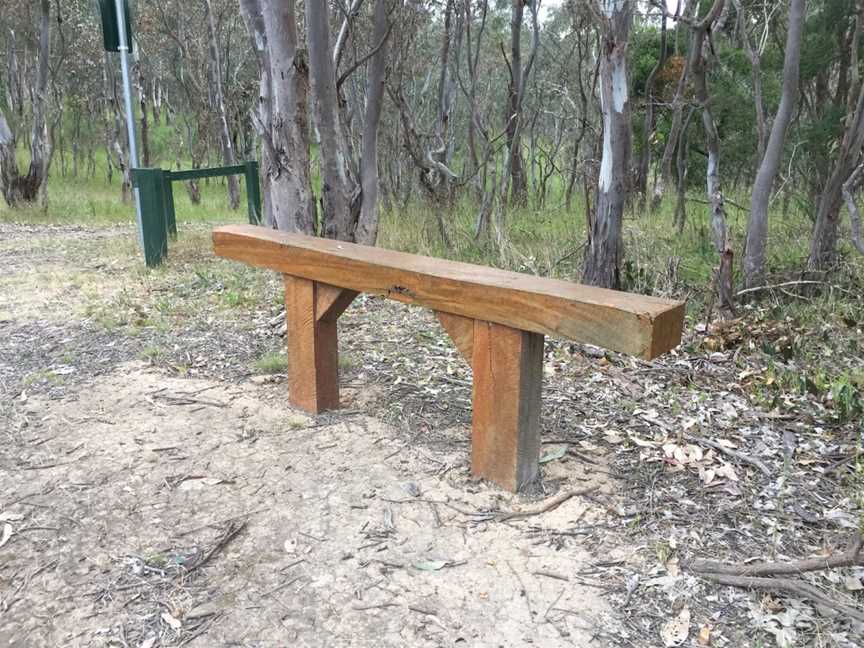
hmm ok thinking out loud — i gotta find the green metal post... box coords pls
[162,171,177,239]
[244,160,262,225]
[132,168,168,267]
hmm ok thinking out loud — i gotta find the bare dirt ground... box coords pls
[1,223,862,647]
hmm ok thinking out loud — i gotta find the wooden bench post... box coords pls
[471,320,544,491]
[284,275,356,413]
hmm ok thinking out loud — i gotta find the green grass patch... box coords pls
[253,351,287,374]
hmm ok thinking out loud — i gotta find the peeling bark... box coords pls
[0,0,51,206]
[583,0,632,290]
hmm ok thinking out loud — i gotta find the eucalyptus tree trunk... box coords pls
[583,1,632,290]
[691,0,735,318]
[430,0,459,200]
[637,11,666,202]
[306,1,354,240]
[743,0,806,289]
[0,0,51,206]
[137,62,151,167]
[842,163,864,255]
[354,0,389,245]
[204,0,240,210]
[733,0,768,162]
[307,0,389,244]
[505,0,528,206]
[808,0,864,271]
[239,0,274,226]
[259,0,314,233]
[651,1,697,211]
[808,79,864,270]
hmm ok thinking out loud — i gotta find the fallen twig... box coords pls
[173,508,268,538]
[684,434,772,477]
[735,280,825,298]
[185,521,246,575]
[495,485,599,522]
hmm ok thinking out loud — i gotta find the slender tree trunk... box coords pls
[0,0,51,206]
[354,0,389,245]
[842,163,864,254]
[306,1,354,240]
[673,106,696,233]
[260,0,314,233]
[743,0,806,288]
[239,0,274,226]
[691,0,735,318]
[137,63,151,167]
[637,12,666,202]
[204,0,240,210]
[651,2,698,211]
[505,0,527,206]
[808,4,864,271]
[583,1,632,290]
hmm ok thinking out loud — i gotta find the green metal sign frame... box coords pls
[132,161,262,267]
[98,0,134,53]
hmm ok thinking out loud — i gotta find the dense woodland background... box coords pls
[0,0,862,306]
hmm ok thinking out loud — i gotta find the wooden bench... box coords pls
[213,224,685,492]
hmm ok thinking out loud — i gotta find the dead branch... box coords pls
[692,572,864,624]
[735,279,826,298]
[684,434,772,477]
[495,485,599,522]
[185,521,246,575]
[688,534,863,577]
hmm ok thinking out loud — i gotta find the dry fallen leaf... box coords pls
[697,623,712,646]
[0,511,24,522]
[660,606,691,647]
[0,523,12,548]
[844,575,864,592]
[665,556,680,577]
[161,611,182,631]
[539,446,567,464]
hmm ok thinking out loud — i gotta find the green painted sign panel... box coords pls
[98,0,134,53]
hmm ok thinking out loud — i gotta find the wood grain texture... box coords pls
[471,320,544,491]
[434,311,474,361]
[316,283,358,322]
[213,225,684,359]
[284,276,341,413]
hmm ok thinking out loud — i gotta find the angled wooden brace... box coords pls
[284,276,357,413]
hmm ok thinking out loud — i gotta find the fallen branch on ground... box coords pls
[687,535,864,623]
[735,280,825,298]
[693,572,864,624]
[688,534,863,577]
[495,485,599,522]
[684,434,772,477]
[185,521,246,574]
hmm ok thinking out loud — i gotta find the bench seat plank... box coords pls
[213,225,684,359]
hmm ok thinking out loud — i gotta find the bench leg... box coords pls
[471,320,544,491]
[284,276,356,413]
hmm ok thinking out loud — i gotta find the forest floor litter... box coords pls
[0,223,861,647]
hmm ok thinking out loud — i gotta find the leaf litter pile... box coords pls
[0,223,862,647]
